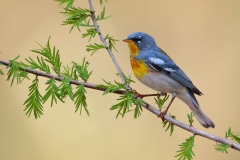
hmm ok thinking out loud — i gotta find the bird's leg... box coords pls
[126,86,142,98]
[132,91,167,99]
[132,90,143,98]
[140,92,167,98]
[159,92,177,121]
[160,92,168,96]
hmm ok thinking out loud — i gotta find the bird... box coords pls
[123,32,215,128]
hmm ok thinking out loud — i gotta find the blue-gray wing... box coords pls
[147,56,203,95]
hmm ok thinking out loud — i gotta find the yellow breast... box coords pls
[130,58,148,79]
[125,40,149,78]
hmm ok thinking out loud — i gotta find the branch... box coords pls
[88,0,129,89]
[142,103,240,151]
[1,59,240,151]
[0,60,125,95]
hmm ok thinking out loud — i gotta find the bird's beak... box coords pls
[123,39,131,43]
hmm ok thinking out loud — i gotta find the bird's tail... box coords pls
[181,90,215,128]
[191,107,215,128]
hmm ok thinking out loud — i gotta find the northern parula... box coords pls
[123,32,215,128]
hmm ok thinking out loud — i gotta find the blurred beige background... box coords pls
[0,0,240,159]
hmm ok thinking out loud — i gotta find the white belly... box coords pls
[138,72,186,94]
[139,72,200,116]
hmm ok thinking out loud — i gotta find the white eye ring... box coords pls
[137,36,142,43]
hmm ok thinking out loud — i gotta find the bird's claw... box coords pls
[132,90,143,99]
[159,92,167,97]
[158,110,167,121]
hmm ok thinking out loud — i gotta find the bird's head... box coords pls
[123,32,157,56]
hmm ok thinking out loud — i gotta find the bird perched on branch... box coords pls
[123,32,215,128]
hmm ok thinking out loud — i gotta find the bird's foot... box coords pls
[131,90,167,99]
[159,92,167,97]
[158,109,168,121]
[132,90,144,99]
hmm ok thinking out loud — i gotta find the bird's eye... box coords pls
[131,36,142,44]
[136,36,142,44]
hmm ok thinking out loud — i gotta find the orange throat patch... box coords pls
[130,57,148,79]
